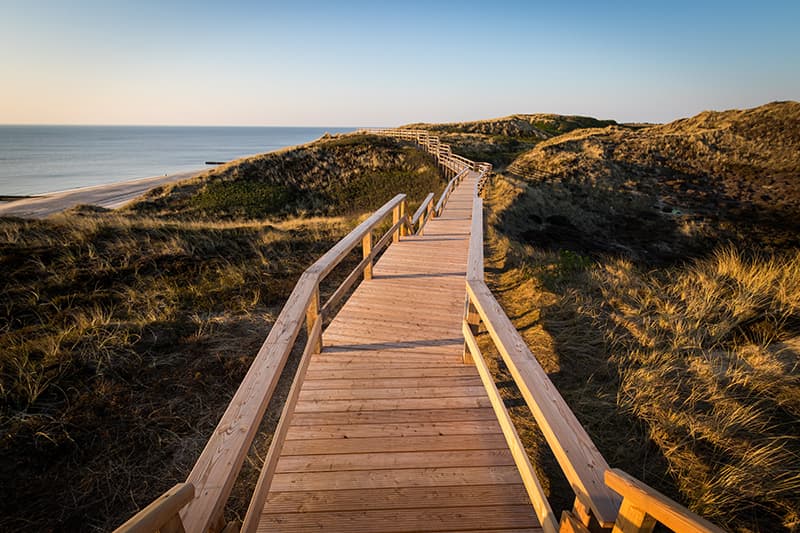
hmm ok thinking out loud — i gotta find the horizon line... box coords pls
[0,123,369,128]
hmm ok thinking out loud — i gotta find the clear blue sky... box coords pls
[1,0,798,126]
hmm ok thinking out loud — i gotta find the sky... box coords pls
[1,0,798,126]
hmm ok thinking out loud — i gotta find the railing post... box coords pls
[463,298,480,364]
[400,198,408,237]
[362,231,373,280]
[610,499,656,533]
[306,284,322,353]
[392,204,401,243]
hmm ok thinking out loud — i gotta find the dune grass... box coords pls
[0,213,353,530]
[0,133,447,531]
[483,173,800,532]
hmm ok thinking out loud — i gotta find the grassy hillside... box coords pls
[131,133,441,219]
[0,133,446,531]
[505,101,800,260]
[403,114,619,168]
[480,101,800,532]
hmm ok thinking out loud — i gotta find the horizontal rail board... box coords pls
[465,279,621,526]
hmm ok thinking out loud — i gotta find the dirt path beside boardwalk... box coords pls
[0,169,205,218]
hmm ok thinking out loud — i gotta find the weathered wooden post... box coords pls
[399,198,408,237]
[362,231,373,281]
[392,203,402,242]
[306,284,322,353]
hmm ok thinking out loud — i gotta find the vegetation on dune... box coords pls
[480,101,800,532]
[507,101,800,255]
[0,214,351,531]
[405,113,618,138]
[131,134,442,219]
[403,114,620,168]
[0,133,446,531]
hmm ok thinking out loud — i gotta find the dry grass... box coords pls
[481,101,800,532]
[0,134,447,531]
[591,248,800,530]
[0,213,350,531]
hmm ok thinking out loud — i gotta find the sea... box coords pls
[0,125,357,196]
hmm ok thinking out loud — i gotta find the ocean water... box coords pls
[0,125,356,196]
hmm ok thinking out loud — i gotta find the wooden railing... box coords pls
[461,164,726,532]
[116,128,473,533]
[114,483,194,533]
[604,469,725,533]
[117,127,724,533]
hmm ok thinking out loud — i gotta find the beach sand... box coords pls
[0,170,205,218]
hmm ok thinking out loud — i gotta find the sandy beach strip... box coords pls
[0,169,206,219]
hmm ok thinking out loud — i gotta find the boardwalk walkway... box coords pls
[116,130,725,533]
[255,171,541,531]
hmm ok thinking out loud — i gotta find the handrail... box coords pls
[435,168,469,215]
[461,159,724,532]
[178,193,408,532]
[463,168,621,527]
[240,316,323,533]
[119,128,474,532]
[463,320,560,533]
[114,483,194,533]
[605,469,726,533]
[410,192,435,235]
[464,279,622,527]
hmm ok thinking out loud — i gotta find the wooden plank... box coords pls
[463,321,559,533]
[294,396,493,413]
[280,433,507,455]
[307,358,463,369]
[264,484,533,514]
[301,376,482,390]
[320,339,462,355]
[289,408,498,426]
[304,366,478,379]
[466,279,621,527]
[276,449,515,473]
[605,469,725,533]
[309,352,462,363]
[270,465,525,492]
[286,420,503,440]
[298,386,487,401]
[257,505,538,533]
[323,320,459,337]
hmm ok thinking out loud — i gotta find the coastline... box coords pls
[0,169,206,219]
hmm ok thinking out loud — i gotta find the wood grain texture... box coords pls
[247,170,541,531]
[114,483,193,533]
[605,469,725,533]
[181,193,408,532]
[466,279,621,527]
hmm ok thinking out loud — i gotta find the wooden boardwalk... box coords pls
[116,130,725,533]
[255,171,541,532]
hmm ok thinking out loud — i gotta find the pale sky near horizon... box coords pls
[1,0,798,126]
